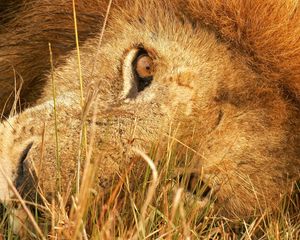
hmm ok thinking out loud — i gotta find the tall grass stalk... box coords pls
[48,43,61,192]
[72,0,87,196]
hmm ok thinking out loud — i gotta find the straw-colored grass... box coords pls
[0,132,299,239]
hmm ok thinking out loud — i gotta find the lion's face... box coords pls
[35,2,299,218]
[0,0,299,221]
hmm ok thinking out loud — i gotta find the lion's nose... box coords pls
[179,173,212,199]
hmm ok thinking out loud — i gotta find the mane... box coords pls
[182,0,300,100]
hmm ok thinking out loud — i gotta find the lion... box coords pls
[0,0,299,233]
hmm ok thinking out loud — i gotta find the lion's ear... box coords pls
[181,0,300,99]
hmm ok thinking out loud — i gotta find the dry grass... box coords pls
[0,134,299,239]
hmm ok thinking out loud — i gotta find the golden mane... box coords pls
[183,0,300,97]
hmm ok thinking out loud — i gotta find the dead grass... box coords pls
[0,136,299,239]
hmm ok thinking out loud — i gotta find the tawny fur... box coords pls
[0,0,299,221]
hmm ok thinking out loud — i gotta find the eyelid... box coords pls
[122,48,140,99]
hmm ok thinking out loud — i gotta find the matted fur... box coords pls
[0,0,299,223]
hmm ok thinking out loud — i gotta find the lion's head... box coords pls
[0,0,299,223]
